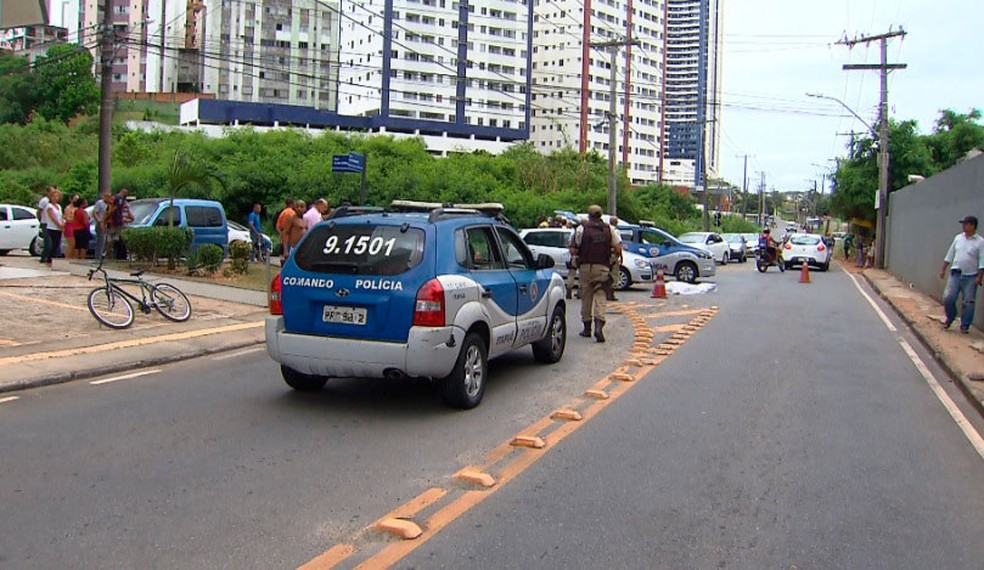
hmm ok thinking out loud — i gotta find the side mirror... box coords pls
[536,253,555,269]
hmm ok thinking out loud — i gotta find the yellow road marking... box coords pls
[0,322,263,367]
[0,338,21,346]
[303,304,718,569]
[0,289,88,312]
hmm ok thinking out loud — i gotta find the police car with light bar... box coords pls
[265,201,568,409]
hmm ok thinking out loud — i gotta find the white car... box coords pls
[782,233,831,271]
[678,232,731,265]
[0,204,42,256]
[519,227,654,290]
[228,220,273,253]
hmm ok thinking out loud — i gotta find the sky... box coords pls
[719,0,984,193]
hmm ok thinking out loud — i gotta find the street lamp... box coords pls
[805,93,875,133]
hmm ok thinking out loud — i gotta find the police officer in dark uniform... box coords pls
[571,205,615,342]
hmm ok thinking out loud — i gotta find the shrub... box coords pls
[194,244,224,275]
[122,226,192,267]
[228,239,251,275]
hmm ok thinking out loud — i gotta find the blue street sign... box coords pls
[348,151,365,172]
[333,153,365,173]
[332,155,356,173]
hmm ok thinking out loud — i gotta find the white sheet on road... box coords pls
[666,281,717,295]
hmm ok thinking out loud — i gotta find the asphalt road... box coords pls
[2,262,982,568]
[0,293,636,568]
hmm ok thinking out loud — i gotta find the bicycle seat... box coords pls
[130,270,145,277]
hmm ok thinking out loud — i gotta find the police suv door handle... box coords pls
[481,288,493,298]
[518,285,529,294]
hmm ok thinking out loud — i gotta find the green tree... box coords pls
[925,109,984,170]
[0,52,36,124]
[830,119,935,222]
[164,149,224,226]
[32,44,99,123]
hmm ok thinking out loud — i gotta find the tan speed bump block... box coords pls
[585,389,610,400]
[454,468,497,488]
[377,518,423,540]
[551,409,584,421]
[511,435,546,449]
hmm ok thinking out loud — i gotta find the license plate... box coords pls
[323,305,367,325]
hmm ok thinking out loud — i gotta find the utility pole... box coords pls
[838,28,907,269]
[590,38,639,218]
[97,0,115,195]
[740,154,749,217]
[756,171,766,226]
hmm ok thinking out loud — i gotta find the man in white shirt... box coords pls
[939,215,984,333]
[39,188,64,265]
[303,198,328,233]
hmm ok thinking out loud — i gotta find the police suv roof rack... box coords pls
[637,220,656,227]
[326,205,385,219]
[390,200,509,224]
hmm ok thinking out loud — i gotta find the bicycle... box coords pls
[86,257,192,329]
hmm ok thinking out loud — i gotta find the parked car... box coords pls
[227,220,273,255]
[129,198,229,254]
[782,233,831,271]
[721,233,749,263]
[519,227,655,290]
[678,232,731,265]
[616,224,716,283]
[268,202,568,409]
[741,232,761,258]
[0,204,41,256]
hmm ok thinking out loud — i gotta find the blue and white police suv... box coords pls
[266,202,568,409]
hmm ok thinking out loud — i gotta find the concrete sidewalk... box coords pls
[0,255,268,394]
[839,259,984,417]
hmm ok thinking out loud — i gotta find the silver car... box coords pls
[519,227,654,290]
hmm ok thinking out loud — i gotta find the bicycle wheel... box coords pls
[87,287,134,329]
[151,283,192,322]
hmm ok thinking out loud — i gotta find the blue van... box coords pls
[129,198,229,253]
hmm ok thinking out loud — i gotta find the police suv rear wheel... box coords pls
[532,305,566,364]
[441,333,487,409]
[281,365,328,392]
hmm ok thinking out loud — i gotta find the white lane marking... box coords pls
[0,396,19,405]
[845,271,897,332]
[898,338,984,461]
[89,369,162,386]
[211,346,264,361]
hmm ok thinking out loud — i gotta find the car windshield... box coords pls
[294,223,425,276]
[790,235,821,245]
[678,234,704,244]
[129,201,161,225]
[742,233,758,242]
[638,229,677,246]
[722,234,743,243]
[228,221,246,231]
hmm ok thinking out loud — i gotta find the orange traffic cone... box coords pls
[799,261,811,284]
[651,265,668,298]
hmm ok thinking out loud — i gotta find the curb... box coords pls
[860,270,984,420]
[0,338,265,395]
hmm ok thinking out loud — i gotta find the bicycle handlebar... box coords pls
[87,256,107,280]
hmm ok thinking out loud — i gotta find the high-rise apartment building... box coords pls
[80,0,152,92]
[199,0,340,107]
[336,0,532,141]
[661,0,721,187]
[530,0,665,186]
[530,0,720,188]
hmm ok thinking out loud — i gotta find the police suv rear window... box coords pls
[294,224,425,276]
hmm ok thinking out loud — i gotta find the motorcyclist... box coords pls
[758,228,780,262]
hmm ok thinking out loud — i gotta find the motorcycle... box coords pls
[756,245,785,273]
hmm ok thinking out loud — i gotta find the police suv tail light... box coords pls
[817,244,826,252]
[413,278,445,327]
[784,243,792,250]
[269,273,283,315]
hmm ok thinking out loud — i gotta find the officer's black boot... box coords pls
[594,319,606,342]
[579,320,592,337]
